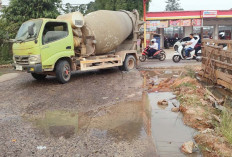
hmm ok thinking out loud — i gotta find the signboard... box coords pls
[146,21,160,28]
[170,20,181,27]
[181,19,192,26]
[146,21,168,28]
[158,21,169,28]
[202,11,217,18]
[192,19,202,26]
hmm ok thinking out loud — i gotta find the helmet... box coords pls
[219,32,225,38]
[151,39,156,42]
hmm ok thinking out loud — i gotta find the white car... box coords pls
[173,37,191,51]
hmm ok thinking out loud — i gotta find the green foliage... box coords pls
[86,0,151,17]
[0,43,12,65]
[0,0,61,39]
[185,67,196,78]
[165,0,183,11]
[0,0,62,64]
[62,3,90,14]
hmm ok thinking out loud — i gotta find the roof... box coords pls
[146,10,232,20]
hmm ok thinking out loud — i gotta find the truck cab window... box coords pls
[42,22,68,45]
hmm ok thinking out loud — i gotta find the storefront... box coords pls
[145,10,232,48]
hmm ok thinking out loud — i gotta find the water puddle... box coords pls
[26,90,201,156]
[29,101,145,142]
[148,92,200,156]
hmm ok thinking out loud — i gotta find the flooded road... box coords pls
[0,67,204,156]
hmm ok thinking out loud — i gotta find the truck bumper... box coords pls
[13,63,43,73]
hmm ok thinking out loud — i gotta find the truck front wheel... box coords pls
[31,73,47,80]
[120,55,136,71]
[56,60,71,84]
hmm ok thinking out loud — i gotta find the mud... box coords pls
[2,63,228,157]
[0,68,157,157]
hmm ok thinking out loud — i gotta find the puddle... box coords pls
[29,101,145,141]
[27,91,201,156]
[148,92,201,157]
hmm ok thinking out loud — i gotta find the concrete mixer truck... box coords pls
[12,10,143,83]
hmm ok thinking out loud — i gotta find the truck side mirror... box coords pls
[28,25,34,36]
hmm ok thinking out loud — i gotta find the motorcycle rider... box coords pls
[185,34,197,59]
[148,39,159,57]
[194,35,201,57]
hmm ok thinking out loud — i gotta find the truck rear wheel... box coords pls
[31,73,47,80]
[120,55,136,71]
[56,60,71,84]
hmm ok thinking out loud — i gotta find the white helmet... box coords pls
[151,39,156,42]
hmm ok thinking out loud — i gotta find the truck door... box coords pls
[40,21,74,69]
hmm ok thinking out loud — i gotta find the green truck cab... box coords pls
[13,11,141,84]
[13,19,76,82]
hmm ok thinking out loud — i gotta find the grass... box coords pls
[218,111,232,145]
[183,67,196,78]
[176,82,197,90]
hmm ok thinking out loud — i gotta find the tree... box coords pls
[0,0,61,39]
[85,0,151,17]
[165,0,183,11]
[0,0,62,62]
[62,3,89,14]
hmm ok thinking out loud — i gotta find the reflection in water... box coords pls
[35,111,79,139]
[30,91,200,156]
[148,92,201,157]
[32,95,151,141]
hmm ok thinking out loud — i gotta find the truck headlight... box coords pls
[29,55,41,64]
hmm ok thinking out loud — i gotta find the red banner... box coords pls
[170,20,181,27]
[192,19,202,26]
[181,19,192,26]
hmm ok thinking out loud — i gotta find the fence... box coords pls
[198,39,232,90]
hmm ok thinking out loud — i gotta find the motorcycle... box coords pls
[172,36,202,63]
[139,46,166,62]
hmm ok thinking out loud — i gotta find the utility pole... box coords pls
[143,0,148,47]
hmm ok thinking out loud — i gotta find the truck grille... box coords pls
[15,55,29,65]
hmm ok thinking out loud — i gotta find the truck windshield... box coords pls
[15,20,42,42]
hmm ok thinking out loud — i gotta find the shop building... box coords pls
[146,10,232,48]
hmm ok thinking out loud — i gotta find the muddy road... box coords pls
[0,50,203,157]
[0,68,159,156]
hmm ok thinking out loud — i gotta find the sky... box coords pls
[2,0,232,11]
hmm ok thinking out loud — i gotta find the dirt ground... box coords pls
[0,67,159,157]
[0,49,225,157]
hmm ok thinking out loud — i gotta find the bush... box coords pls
[0,42,13,64]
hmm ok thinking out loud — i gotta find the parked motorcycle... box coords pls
[139,46,166,62]
[172,43,202,63]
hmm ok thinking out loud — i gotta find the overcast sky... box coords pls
[2,0,232,11]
